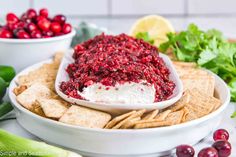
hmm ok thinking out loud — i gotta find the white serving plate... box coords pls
[9,59,230,157]
[55,50,183,114]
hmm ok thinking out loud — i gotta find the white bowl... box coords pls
[0,30,76,72]
[9,59,230,157]
[55,50,183,114]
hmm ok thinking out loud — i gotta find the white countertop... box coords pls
[0,103,235,157]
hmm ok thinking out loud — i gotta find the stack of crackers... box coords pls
[14,53,111,129]
[13,53,221,130]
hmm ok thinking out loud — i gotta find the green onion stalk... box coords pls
[0,129,82,157]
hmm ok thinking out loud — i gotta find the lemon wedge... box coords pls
[129,15,175,47]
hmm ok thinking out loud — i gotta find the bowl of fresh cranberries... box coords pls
[0,8,76,72]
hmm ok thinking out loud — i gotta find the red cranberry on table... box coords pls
[213,129,229,141]
[176,145,195,157]
[53,14,66,24]
[6,13,19,24]
[39,8,48,18]
[198,147,218,157]
[212,140,231,157]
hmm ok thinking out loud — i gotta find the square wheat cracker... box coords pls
[112,109,146,129]
[59,105,111,128]
[37,99,69,119]
[16,83,53,110]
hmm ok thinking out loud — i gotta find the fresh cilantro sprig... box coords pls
[135,24,236,117]
[136,32,154,45]
[159,24,236,101]
[157,24,236,117]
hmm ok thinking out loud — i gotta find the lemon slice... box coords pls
[129,15,175,47]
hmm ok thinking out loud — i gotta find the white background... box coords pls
[0,0,236,37]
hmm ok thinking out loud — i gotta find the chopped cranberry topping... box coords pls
[60,33,175,102]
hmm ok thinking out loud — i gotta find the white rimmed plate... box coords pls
[55,50,183,114]
[9,59,230,157]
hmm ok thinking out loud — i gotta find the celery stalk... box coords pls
[0,129,82,157]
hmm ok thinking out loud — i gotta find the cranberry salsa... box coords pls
[60,33,175,102]
[0,8,72,39]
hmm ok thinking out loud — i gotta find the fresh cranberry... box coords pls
[0,25,7,29]
[38,19,51,31]
[0,29,13,38]
[55,32,64,36]
[26,8,37,19]
[212,140,231,157]
[53,14,66,24]
[198,147,218,157]
[17,22,25,28]
[20,13,27,21]
[8,22,19,30]
[176,145,195,157]
[31,30,42,38]
[13,28,22,37]
[36,16,46,22]
[25,23,37,32]
[39,8,48,18]
[2,9,71,39]
[213,129,229,141]
[42,30,54,37]
[50,22,61,33]
[17,30,30,39]
[6,13,19,24]
[23,18,32,24]
[62,23,72,34]
[42,35,50,38]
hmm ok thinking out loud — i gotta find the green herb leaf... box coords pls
[135,32,154,45]
[160,23,236,103]
[231,111,236,118]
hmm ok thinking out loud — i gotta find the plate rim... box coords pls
[8,58,231,134]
